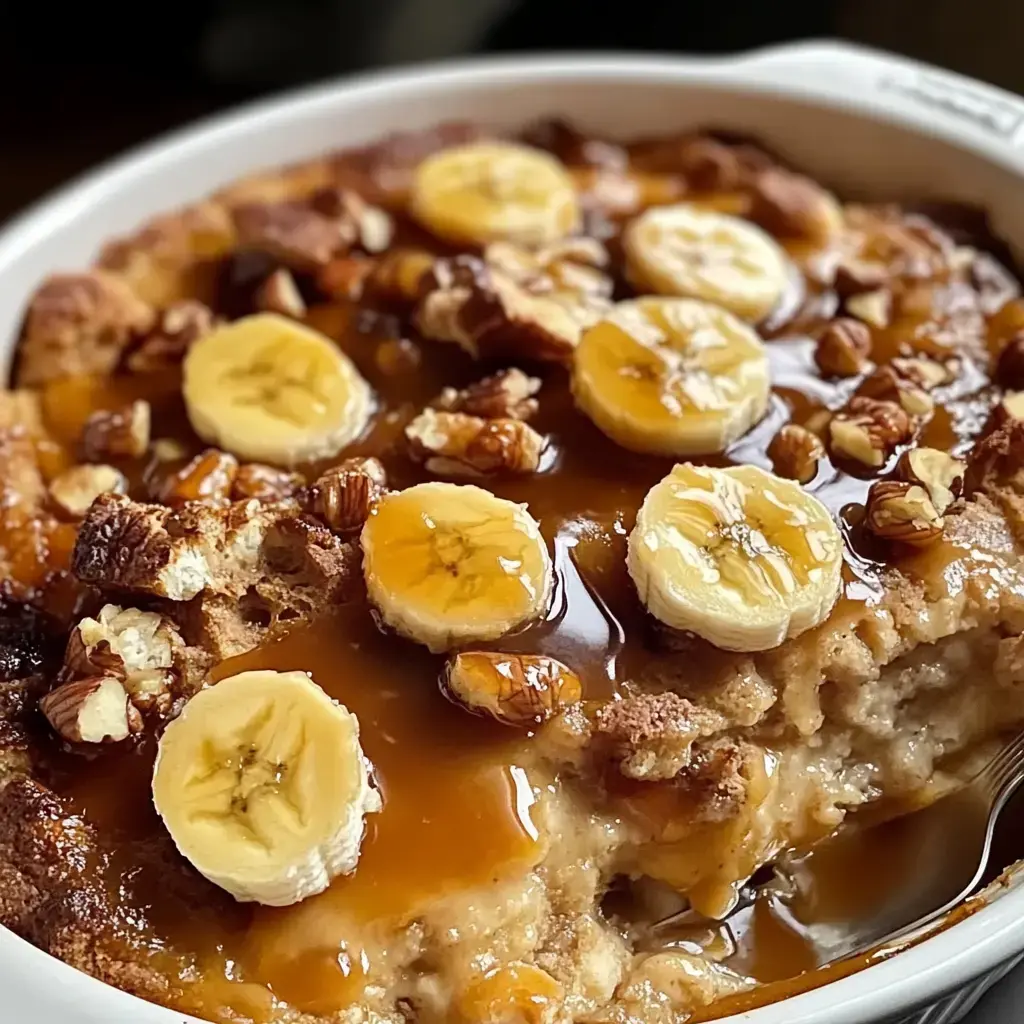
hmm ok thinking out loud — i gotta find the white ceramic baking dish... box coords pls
[3,38,1024,1024]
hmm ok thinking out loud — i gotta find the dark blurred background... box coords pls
[2,0,1021,221]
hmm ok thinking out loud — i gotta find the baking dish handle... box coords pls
[726,40,1024,159]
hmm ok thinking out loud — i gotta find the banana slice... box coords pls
[628,464,842,652]
[361,482,552,652]
[183,313,373,466]
[623,204,790,321]
[153,670,380,907]
[410,141,580,247]
[572,297,770,456]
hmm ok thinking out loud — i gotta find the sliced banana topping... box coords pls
[572,297,771,456]
[183,313,373,466]
[628,464,842,652]
[152,670,380,907]
[623,204,790,321]
[361,482,552,653]
[410,141,581,247]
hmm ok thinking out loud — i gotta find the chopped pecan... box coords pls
[896,447,965,514]
[158,448,239,505]
[16,271,155,386]
[309,187,394,253]
[593,691,724,782]
[232,463,304,502]
[484,237,612,298]
[995,332,1024,390]
[48,464,127,518]
[40,676,141,744]
[814,318,872,378]
[255,268,306,319]
[845,288,892,328]
[767,424,824,484]
[437,368,542,422]
[306,457,387,534]
[857,357,951,418]
[375,337,423,376]
[80,400,151,462]
[124,300,217,372]
[416,255,608,364]
[749,168,843,242]
[442,652,582,726]
[232,200,355,271]
[828,397,913,468]
[406,409,546,478]
[864,480,944,546]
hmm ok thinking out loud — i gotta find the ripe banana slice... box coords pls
[153,670,380,907]
[572,297,770,456]
[361,481,552,652]
[410,141,581,247]
[183,313,373,466]
[628,464,842,652]
[623,204,790,321]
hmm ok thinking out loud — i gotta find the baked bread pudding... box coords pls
[3,117,1024,1024]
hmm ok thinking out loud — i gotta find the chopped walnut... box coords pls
[64,604,184,717]
[255,268,306,319]
[845,289,892,329]
[593,691,724,782]
[406,409,546,478]
[306,457,387,534]
[814,319,872,378]
[416,254,610,364]
[40,676,140,744]
[80,400,151,462]
[749,168,843,242]
[17,270,155,386]
[864,480,944,546]
[232,199,355,271]
[443,652,582,727]
[158,449,239,505]
[828,397,913,468]
[995,332,1024,390]
[124,300,217,373]
[48,465,127,518]
[309,186,394,253]
[767,425,824,484]
[437,368,542,422]
[232,463,304,502]
[857,357,951,418]
[896,447,965,514]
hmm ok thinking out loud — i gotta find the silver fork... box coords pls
[650,731,1024,964]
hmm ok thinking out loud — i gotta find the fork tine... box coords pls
[978,732,1024,801]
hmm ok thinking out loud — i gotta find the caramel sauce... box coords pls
[32,128,1024,1022]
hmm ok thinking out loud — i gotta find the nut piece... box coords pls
[995,332,1024,390]
[232,200,355,271]
[416,254,611,364]
[814,318,872,378]
[896,447,965,514]
[49,464,127,518]
[255,268,307,319]
[159,448,239,505]
[845,288,892,329]
[232,463,305,502]
[767,424,825,484]
[437,368,542,421]
[443,651,583,726]
[80,400,151,461]
[307,457,387,534]
[125,300,217,372]
[406,409,546,478]
[17,270,155,386]
[829,397,913,468]
[834,259,889,297]
[749,168,843,242]
[310,186,394,253]
[858,356,952,418]
[865,480,944,546]
[40,676,140,744]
